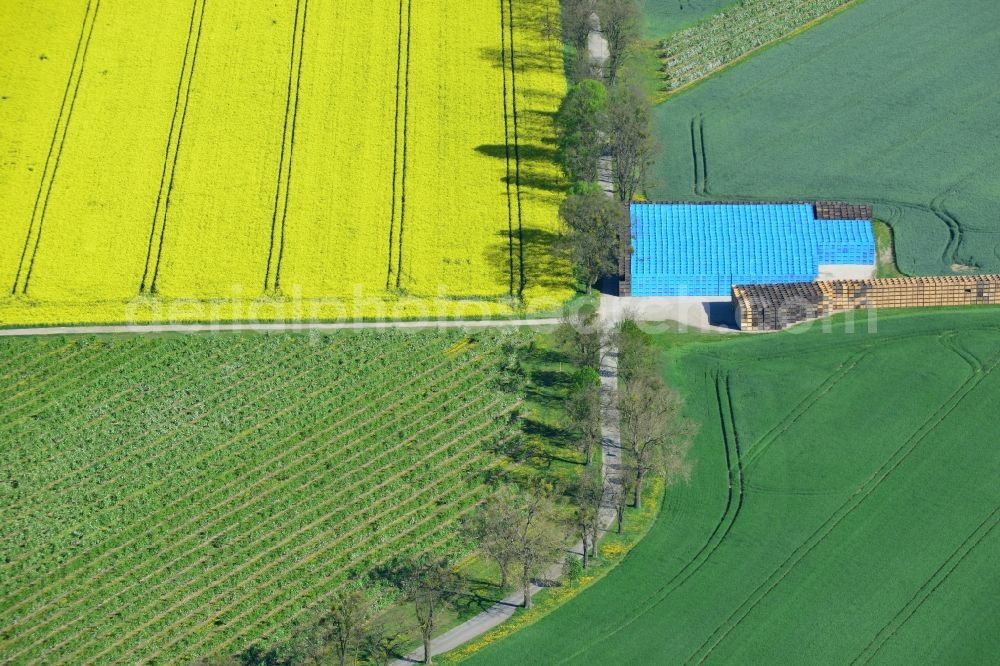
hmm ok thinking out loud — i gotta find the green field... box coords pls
[649,0,1000,276]
[0,330,525,663]
[461,308,1000,663]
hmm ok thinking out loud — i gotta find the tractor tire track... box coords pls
[264,0,309,294]
[929,194,964,269]
[688,114,708,197]
[686,349,1000,665]
[386,0,412,290]
[698,114,709,196]
[851,503,1000,665]
[12,0,101,296]
[498,0,517,298]
[504,0,526,298]
[141,0,206,294]
[742,348,870,472]
[940,330,980,374]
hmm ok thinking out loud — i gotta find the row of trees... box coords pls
[557,312,694,513]
[556,0,653,293]
[195,316,692,666]
[561,0,640,86]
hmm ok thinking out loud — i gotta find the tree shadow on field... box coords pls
[483,227,572,296]
[476,144,566,195]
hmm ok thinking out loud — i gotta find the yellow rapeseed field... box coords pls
[0,0,572,326]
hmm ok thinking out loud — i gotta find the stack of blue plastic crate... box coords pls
[630,203,875,297]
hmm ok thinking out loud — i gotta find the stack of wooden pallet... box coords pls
[813,202,873,220]
[734,275,1000,331]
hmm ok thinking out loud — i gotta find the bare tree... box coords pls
[598,0,639,85]
[565,375,602,465]
[316,589,372,666]
[555,308,608,370]
[513,491,565,609]
[574,469,607,567]
[464,486,520,589]
[361,622,405,666]
[609,469,634,533]
[618,369,695,509]
[468,486,564,610]
[561,0,596,53]
[404,557,462,665]
[608,84,654,204]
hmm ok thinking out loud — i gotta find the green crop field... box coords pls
[649,0,1000,276]
[461,308,1000,664]
[0,329,525,663]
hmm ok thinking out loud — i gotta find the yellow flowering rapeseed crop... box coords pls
[0,0,572,326]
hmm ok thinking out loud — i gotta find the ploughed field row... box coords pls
[0,329,524,663]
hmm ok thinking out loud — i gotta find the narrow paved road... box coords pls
[395,19,619,666]
[2,16,624,664]
[393,337,623,665]
[0,318,562,338]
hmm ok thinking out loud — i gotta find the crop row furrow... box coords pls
[0,341,75,387]
[209,491,486,662]
[165,442,501,662]
[0,340,128,416]
[78,401,513,663]
[0,340,327,546]
[0,335,261,478]
[0,337,453,620]
[8,353,496,654]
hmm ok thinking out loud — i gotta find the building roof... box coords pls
[630,203,874,296]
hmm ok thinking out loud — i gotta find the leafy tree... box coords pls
[558,193,627,292]
[555,79,609,184]
[563,553,584,586]
[614,318,652,384]
[608,84,654,203]
[598,0,640,85]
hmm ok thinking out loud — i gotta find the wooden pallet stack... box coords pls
[813,202,873,220]
[733,282,827,331]
[734,275,1000,331]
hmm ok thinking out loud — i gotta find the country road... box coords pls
[0,318,563,338]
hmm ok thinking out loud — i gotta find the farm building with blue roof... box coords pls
[625,202,875,297]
